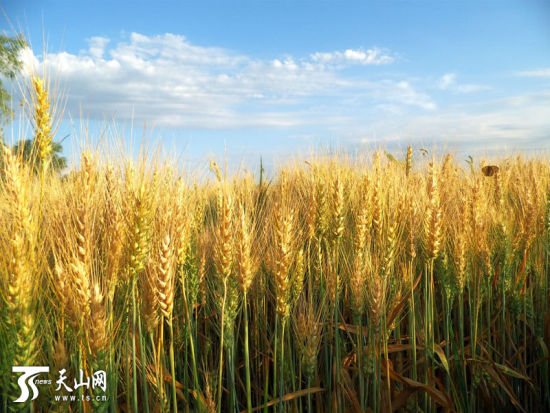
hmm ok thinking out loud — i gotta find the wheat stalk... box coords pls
[1,147,39,402]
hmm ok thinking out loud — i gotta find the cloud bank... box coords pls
[13,32,550,151]
[18,33,432,129]
[438,73,490,93]
[516,68,550,78]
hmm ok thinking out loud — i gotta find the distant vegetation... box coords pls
[0,33,26,125]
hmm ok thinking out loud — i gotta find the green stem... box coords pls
[409,262,418,411]
[126,332,132,413]
[501,274,506,364]
[307,376,312,413]
[487,280,492,359]
[138,309,150,413]
[544,235,550,408]
[243,293,252,413]
[109,334,117,413]
[132,282,138,413]
[78,345,83,413]
[459,293,468,412]
[278,320,285,413]
[444,294,451,395]
[181,278,202,411]
[169,320,178,413]
[184,331,189,413]
[333,245,341,413]
[382,313,392,412]
[263,348,270,413]
[429,261,436,413]
[423,264,429,413]
[262,290,269,413]
[272,315,278,407]
[369,327,377,413]
[357,316,365,411]
[158,323,166,412]
[334,290,341,413]
[217,280,227,413]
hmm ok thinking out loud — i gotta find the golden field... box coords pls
[1,77,550,413]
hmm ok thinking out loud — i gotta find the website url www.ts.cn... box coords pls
[54,395,108,402]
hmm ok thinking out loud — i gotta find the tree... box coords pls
[0,33,27,125]
[11,138,67,172]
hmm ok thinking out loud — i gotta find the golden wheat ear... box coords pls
[157,234,175,322]
[237,202,255,294]
[425,161,442,260]
[406,145,413,177]
[89,283,108,355]
[32,76,53,170]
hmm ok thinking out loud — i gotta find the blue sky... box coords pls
[2,0,550,169]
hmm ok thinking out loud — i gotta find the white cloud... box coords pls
[88,37,110,60]
[310,47,394,66]
[10,33,550,157]
[15,33,433,129]
[438,73,490,93]
[19,47,39,75]
[346,90,550,152]
[439,73,456,89]
[394,81,436,110]
[516,68,550,78]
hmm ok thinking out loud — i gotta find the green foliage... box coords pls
[0,34,27,125]
[9,138,67,172]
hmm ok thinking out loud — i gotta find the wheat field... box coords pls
[1,77,550,413]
